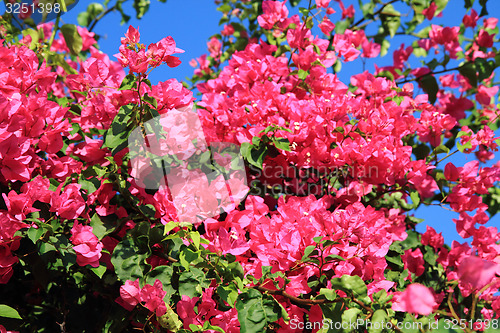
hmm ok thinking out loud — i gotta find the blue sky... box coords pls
[59,0,499,246]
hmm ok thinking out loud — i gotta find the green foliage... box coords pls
[241,138,268,169]
[0,305,22,319]
[60,24,83,56]
[111,238,150,282]
[380,5,401,38]
[236,289,282,333]
[418,75,439,104]
[330,275,371,304]
[104,104,135,155]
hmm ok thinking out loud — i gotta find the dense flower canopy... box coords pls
[0,0,499,332]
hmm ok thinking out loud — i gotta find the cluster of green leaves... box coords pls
[240,128,292,169]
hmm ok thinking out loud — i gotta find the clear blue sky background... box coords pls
[59,0,499,247]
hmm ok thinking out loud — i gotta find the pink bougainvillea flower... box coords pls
[117,279,141,311]
[402,248,425,278]
[458,256,500,290]
[50,184,86,220]
[257,1,289,30]
[315,0,331,8]
[140,279,167,317]
[477,29,494,48]
[0,240,19,284]
[463,9,478,28]
[70,221,103,268]
[0,324,19,333]
[421,226,444,250]
[422,2,437,20]
[121,25,140,45]
[147,36,183,68]
[392,284,437,315]
[117,279,167,317]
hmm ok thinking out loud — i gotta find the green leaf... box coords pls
[418,75,439,104]
[381,5,401,38]
[27,226,44,244]
[217,4,232,13]
[423,247,438,265]
[335,19,350,34]
[313,236,324,243]
[236,289,281,333]
[189,231,200,250]
[400,230,420,250]
[378,40,392,59]
[301,245,316,261]
[373,289,393,305]
[330,275,370,304]
[377,70,395,81]
[458,63,477,88]
[456,131,473,152]
[133,0,151,19]
[434,0,449,12]
[111,238,149,282]
[368,310,388,333]
[240,142,267,169]
[412,143,431,160]
[342,308,362,330]
[87,3,105,18]
[79,176,100,194]
[178,268,210,298]
[227,261,245,280]
[90,263,107,278]
[22,28,40,50]
[457,130,471,138]
[0,304,21,319]
[410,191,420,208]
[386,254,404,269]
[105,104,135,155]
[434,145,449,155]
[457,140,473,152]
[298,69,308,80]
[479,0,488,16]
[272,137,291,151]
[60,24,83,56]
[139,204,156,219]
[119,74,137,90]
[164,221,179,235]
[475,58,496,81]
[90,214,111,240]
[77,12,91,27]
[361,2,375,16]
[412,0,426,14]
[319,288,337,301]
[325,254,346,262]
[320,302,343,332]
[158,304,183,331]
[145,266,175,299]
[464,0,475,9]
[217,284,239,307]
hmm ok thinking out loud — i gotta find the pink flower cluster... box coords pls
[117,279,167,317]
[177,288,239,332]
[115,26,183,74]
[70,221,103,268]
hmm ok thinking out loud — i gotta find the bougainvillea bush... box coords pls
[0,0,500,331]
